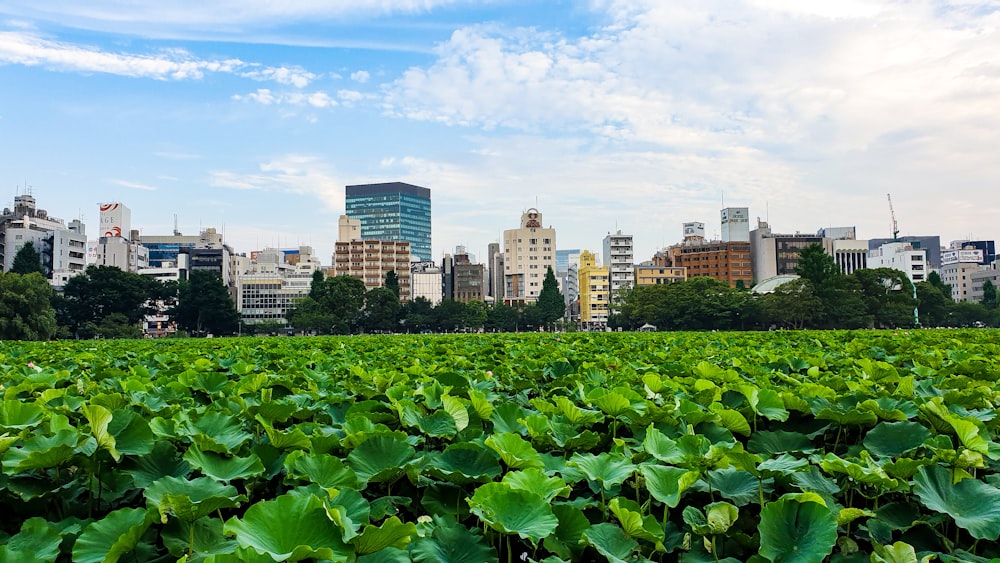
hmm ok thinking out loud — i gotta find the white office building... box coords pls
[603,230,634,298]
[868,242,928,284]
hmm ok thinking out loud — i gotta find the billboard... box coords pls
[941,249,984,265]
[99,202,131,238]
[683,222,706,239]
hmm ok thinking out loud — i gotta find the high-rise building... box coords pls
[487,242,501,300]
[750,220,825,282]
[332,239,412,301]
[940,246,985,302]
[603,231,634,297]
[721,207,750,243]
[578,250,609,328]
[446,252,486,303]
[868,242,928,285]
[868,236,942,269]
[1,194,87,283]
[345,182,431,261]
[411,261,443,305]
[502,208,556,305]
[92,203,148,272]
[338,215,361,243]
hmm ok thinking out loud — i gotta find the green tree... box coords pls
[170,270,240,335]
[10,241,44,275]
[299,274,367,334]
[794,244,840,288]
[484,302,519,332]
[462,300,488,331]
[286,297,334,334]
[384,270,400,297]
[794,244,869,328]
[57,265,162,337]
[915,281,952,327]
[927,271,952,300]
[762,278,822,329]
[853,268,918,328]
[400,297,435,333]
[0,271,57,340]
[434,299,467,332]
[362,287,401,333]
[982,280,997,309]
[536,266,565,329]
[519,303,545,331]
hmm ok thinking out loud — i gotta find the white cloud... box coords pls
[350,70,370,83]
[111,179,158,191]
[241,65,316,87]
[232,88,338,108]
[209,154,344,211]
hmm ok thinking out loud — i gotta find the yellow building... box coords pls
[578,250,610,328]
[635,264,687,286]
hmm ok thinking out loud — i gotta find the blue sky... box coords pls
[2,1,999,264]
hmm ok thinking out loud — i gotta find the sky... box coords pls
[2,1,1000,265]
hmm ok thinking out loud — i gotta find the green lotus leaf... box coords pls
[640,464,700,507]
[411,515,497,563]
[815,407,878,427]
[145,476,246,523]
[349,516,417,555]
[697,468,760,506]
[743,387,789,422]
[757,453,809,476]
[502,468,571,502]
[545,504,591,559]
[747,431,816,455]
[0,400,44,430]
[790,466,840,507]
[121,440,191,488]
[468,482,558,546]
[568,452,635,490]
[325,488,372,541]
[441,395,470,432]
[758,496,837,563]
[2,428,79,472]
[184,412,253,454]
[820,452,899,489]
[553,396,603,425]
[82,403,120,462]
[256,416,311,451]
[225,494,352,561]
[467,389,495,420]
[348,434,417,484]
[582,523,638,563]
[591,390,634,417]
[863,422,931,458]
[72,507,154,563]
[161,517,238,558]
[643,427,711,466]
[357,547,411,563]
[609,497,664,543]
[107,410,155,457]
[837,507,875,526]
[283,450,359,491]
[426,442,502,484]
[0,517,61,562]
[249,400,299,424]
[859,397,917,421]
[705,502,739,534]
[870,541,919,563]
[490,403,529,434]
[184,445,265,482]
[418,410,458,438]
[912,465,1000,540]
[485,432,544,470]
[713,408,751,437]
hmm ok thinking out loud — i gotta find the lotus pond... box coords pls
[2,330,1000,562]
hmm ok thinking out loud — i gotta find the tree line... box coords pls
[611,244,1000,330]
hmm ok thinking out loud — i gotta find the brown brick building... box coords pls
[655,241,753,287]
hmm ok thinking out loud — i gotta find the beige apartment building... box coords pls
[503,208,556,305]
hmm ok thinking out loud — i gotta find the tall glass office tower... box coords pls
[345,182,432,261]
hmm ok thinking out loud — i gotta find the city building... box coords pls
[565,261,580,322]
[634,263,687,286]
[450,252,486,303]
[489,248,504,304]
[603,231,634,298]
[578,250,609,328]
[947,240,996,266]
[91,203,149,272]
[1,194,87,283]
[659,240,752,287]
[141,227,228,269]
[750,220,825,282]
[721,207,750,242]
[338,215,361,243]
[345,182,432,261]
[868,242,928,284]
[502,208,556,305]
[410,261,443,305]
[487,242,501,301]
[236,247,321,326]
[332,239,412,301]
[971,263,1000,303]
[868,236,942,269]
[939,246,985,302]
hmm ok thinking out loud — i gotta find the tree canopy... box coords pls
[10,241,44,275]
[170,270,240,335]
[0,272,56,340]
[536,266,565,328]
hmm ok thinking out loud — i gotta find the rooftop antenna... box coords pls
[173,214,180,236]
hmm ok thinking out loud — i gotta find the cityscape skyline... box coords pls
[2,1,999,263]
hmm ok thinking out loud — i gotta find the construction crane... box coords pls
[887,193,919,326]
[887,193,899,242]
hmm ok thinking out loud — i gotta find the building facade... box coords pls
[1,194,87,282]
[345,182,431,262]
[721,207,750,242]
[750,221,824,282]
[578,250,609,328]
[603,231,634,297]
[939,247,985,302]
[663,240,752,287]
[410,261,443,305]
[332,239,412,301]
[868,242,928,285]
[635,264,687,286]
[451,253,486,303]
[868,236,942,269]
[502,208,556,305]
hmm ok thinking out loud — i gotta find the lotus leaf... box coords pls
[425,442,501,484]
[569,452,635,491]
[758,497,837,563]
[503,468,571,502]
[411,515,497,563]
[609,497,664,543]
[468,482,558,545]
[144,476,245,523]
[224,494,352,561]
[485,432,544,470]
[912,465,1000,540]
[641,464,700,507]
[582,523,638,563]
[863,422,931,458]
[349,516,417,555]
[184,445,265,482]
[72,507,154,563]
[283,450,358,491]
[0,517,61,562]
[348,434,417,483]
[0,400,44,430]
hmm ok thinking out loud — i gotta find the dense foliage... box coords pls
[3,330,1000,562]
